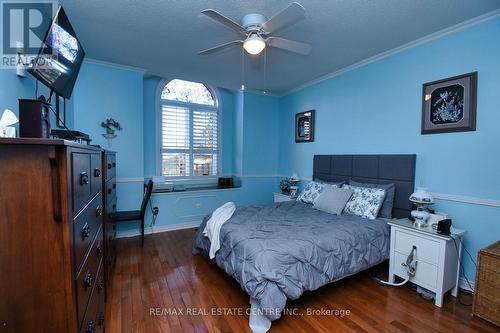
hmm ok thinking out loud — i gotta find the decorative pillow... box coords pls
[316,179,345,188]
[342,184,386,220]
[349,180,395,219]
[297,181,337,205]
[313,186,354,215]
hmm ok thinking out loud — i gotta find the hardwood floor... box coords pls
[106,228,499,333]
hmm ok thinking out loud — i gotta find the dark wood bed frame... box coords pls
[313,154,416,219]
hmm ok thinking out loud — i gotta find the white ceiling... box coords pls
[60,0,500,95]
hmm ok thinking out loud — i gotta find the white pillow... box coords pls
[342,184,386,220]
[297,181,338,205]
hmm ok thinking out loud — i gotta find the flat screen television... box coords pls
[28,6,85,99]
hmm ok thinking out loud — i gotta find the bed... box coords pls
[192,154,416,331]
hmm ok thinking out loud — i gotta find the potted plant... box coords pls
[101,118,122,135]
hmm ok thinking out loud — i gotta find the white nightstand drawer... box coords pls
[393,251,438,290]
[394,229,440,265]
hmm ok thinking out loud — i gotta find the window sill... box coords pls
[152,185,241,196]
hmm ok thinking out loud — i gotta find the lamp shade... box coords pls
[243,34,266,55]
[409,187,433,204]
[0,109,18,127]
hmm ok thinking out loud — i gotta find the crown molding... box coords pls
[282,9,500,97]
[84,58,147,74]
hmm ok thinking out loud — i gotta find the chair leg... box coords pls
[141,217,145,247]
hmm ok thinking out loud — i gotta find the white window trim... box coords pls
[155,78,223,183]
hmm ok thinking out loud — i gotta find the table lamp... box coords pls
[0,109,18,138]
[289,173,300,198]
[409,187,433,227]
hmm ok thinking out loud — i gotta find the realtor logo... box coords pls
[1,1,57,68]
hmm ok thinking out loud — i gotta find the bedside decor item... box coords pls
[56,94,66,128]
[409,187,434,227]
[101,118,122,147]
[288,173,300,197]
[0,109,18,138]
[295,110,315,142]
[421,72,477,134]
[280,178,291,194]
[473,241,500,327]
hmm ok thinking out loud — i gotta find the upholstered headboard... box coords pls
[313,154,416,219]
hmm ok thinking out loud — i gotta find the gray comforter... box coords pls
[192,201,390,320]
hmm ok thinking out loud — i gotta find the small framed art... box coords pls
[295,110,315,143]
[421,72,477,134]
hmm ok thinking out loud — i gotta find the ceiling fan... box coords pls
[199,2,312,56]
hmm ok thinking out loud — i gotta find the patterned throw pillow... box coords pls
[342,184,386,220]
[297,181,337,205]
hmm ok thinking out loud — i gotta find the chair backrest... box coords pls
[140,180,154,219]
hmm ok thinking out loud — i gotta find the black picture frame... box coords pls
[421,72,477,134]
[295,110,315,143]
[56,94,66,128]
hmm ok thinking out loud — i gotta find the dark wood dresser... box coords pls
[0,138,107,332]
[102,150,117,291]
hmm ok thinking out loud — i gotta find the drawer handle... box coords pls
[112,203,116,210]
[83,271,93,289]
[112,162,116,168]
[96,206,103,217]
[86,320,95,333]
[107,163,112,170]
[112,183,116,189]
[107,188,112,194]
[94,168,101,177]
[81,224,91,240]
[97,279,104,293]
[80,172,89,185]
[98,313,105,328]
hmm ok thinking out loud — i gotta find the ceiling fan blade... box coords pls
[266,37,311,55]
[201,9,247,35]
[262,2,305,33]
[199,40,243,55]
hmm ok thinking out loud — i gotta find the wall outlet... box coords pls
[152,207,159,216]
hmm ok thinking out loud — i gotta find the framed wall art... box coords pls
[421,72,477,134]
[295,110,315,143]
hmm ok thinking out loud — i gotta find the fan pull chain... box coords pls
[241,47,245,91]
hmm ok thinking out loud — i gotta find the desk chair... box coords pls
[114,179,154,246]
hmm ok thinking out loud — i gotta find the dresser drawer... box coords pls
[74,193,103,273]
[79,261,105,333]
[393,251,438,290]
[90,153,102,197]
[105,178,116,206]
[105,154,116,180]
[394,229,440,265]
[72,153,91,214]
[76,229,103,328]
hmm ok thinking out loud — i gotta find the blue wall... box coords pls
[0,69,74,130]
[73,61,145,211]
[278,18,500,283]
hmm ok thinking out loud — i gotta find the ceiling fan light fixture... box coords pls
[243,34,266,55]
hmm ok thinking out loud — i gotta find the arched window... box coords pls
[159,79,219,178]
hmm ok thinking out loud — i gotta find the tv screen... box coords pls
[28,6,85,99]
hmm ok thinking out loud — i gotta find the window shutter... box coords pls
[161,105,190,176]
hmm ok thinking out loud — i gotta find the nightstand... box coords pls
[274,192,295,203]
[388,218,466,307]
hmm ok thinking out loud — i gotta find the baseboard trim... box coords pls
[459,277,475,292]
[116,220,201,238]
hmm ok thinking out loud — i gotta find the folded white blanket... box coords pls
[203,202,236,259]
